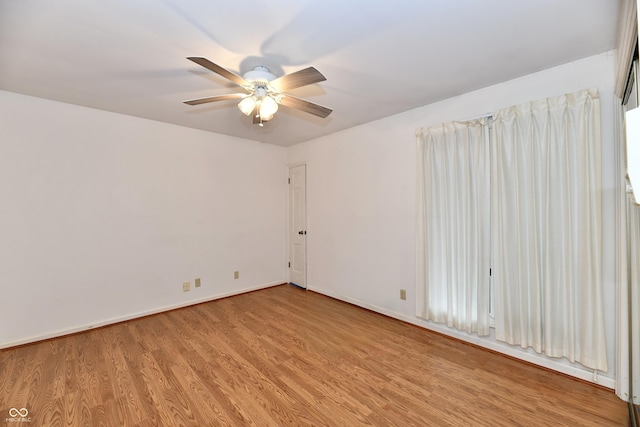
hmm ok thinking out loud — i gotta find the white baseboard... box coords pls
[308,285,616,391]
[0,281,284,350]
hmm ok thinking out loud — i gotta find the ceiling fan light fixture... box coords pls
[237,96,256,116]
[260,95,279,118]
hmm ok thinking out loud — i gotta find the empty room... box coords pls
[1,1,639,426]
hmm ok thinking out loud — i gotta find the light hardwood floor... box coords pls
[0,284,628,426]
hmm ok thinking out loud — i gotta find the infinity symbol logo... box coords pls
[8,408,28,417]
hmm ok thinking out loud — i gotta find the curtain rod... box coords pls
[457,112,493,122]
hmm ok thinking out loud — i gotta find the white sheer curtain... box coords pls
[614,1,638,403]
[492,89,608,372]
[615,95,632,401]
[628,192,640,403]
[416,119,490,336]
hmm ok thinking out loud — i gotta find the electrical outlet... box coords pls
[195,278,201,288]
[183,282,190,292]
[234,271,239,280]
[400,289,407,300]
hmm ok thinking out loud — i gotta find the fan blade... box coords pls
[187,57,248,87]
[270,67,326,92]
[279,95,332,118]
[183,93,246,106]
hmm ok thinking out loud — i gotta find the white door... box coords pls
[289,165,307,288]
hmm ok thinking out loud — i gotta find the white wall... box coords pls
[288,52,618,387]
[0,91,288,347]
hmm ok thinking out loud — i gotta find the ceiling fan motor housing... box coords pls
[243,66,276,85]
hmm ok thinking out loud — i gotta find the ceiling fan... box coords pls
[184,57,332,126]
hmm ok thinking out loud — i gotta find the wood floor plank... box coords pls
[0,284,629,426]
[137,360,186,426]
[168,356,239,426]
[149,348,207,426]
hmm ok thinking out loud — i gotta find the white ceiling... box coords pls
[0,0,621,147]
